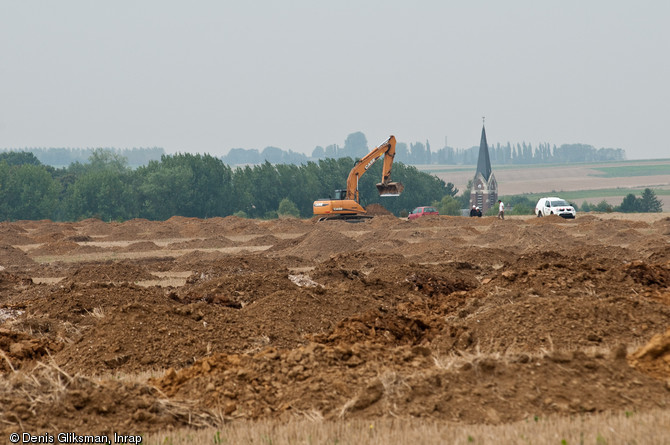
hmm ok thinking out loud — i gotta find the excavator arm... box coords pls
[345,135,404,202]
[312,134,403,221]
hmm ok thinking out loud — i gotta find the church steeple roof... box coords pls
[475,124,492,181]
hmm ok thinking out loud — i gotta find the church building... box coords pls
[469,123,498,213]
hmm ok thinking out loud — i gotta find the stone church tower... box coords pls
[469,124,498,213]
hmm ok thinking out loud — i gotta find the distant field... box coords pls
[508,188,670,200]
[591,164,670,177]
[419,159,670,210]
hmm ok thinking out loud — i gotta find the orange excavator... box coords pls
[313,135,404,221]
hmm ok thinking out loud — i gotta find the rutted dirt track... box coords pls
[1,212,669,434]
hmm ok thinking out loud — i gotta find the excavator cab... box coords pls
[333,189,347,200]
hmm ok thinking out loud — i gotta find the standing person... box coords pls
[497,200,505,220]
[470,205,477,217]
[476,206,482,217]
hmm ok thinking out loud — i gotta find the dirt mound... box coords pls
[25,221,77,242]
[66,234,93,242]
[281,227,361,261]
[67,262,157,282]
[0,329,61,372]
[365,203,393,216]
[0,223,33,245]
[0,244,35,269]
[240,234,281,246]
[153,342,669,423]
[172,250,230,270]
[122,241,162,252]
[178,270,292,308]
[31,240,81,255]
[0,271,33,295]
[260,218,314,233]
[527,214,569,224]
[218,215,269,234]
[629,327,670,380]
[74,218,115,236]
[0,365,218,435]
[168,236,235,249]
[1,214,670,432]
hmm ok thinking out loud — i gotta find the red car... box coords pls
[408,206,439,220]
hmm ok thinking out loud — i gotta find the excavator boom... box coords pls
[344,135,403,202]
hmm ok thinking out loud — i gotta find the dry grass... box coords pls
[0,362,222,431]
[143,410,670,444]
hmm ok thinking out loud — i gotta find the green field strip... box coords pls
[590,165,670,177]
[502,188,670,201]
[418,159,670,175]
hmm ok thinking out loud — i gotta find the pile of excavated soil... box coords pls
[0,213,669,434]
[365,203,394,216]
[0,223,34,245]
[66,262,157,282]
[281,227,361,261]
[30,240,82,255]
[0,328,61,373]
[0,245,36,269]
[153,342,667,423]
[629,327,670,380]
[168,236,235,249]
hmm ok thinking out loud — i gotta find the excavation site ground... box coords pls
[0,210,669,435]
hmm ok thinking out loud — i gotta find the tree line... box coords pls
[0,147,165,168]
[0,150,455,222]
[223,132,626,166]
[457,190,663,217]
[3,132,626,169]
[432,142,625,165]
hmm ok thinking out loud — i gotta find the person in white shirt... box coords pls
[497,200,505,220]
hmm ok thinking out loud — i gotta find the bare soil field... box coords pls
[1,213,669,440]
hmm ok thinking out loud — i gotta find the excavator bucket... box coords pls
[376,182,404,197]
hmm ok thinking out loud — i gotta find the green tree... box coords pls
[276,163,320,217]
[231,165,258,217]
[580,201,592,212]
[138,153,234,219]
[0,151,42,166]
[137,163,194,220]
[459,180,473,208]
[434,195,461,216]
[639,188,663,212]
[593,199,613,213]
[444,182,459,197]
[65,169,135,221]
[87,148,129,173]
[277,198,300,218]
[0,163,60,220]
[504,196,535,215]
[510,203,532,215]
[618,194,641,213]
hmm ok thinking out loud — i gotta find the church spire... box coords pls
[475,123,492,181]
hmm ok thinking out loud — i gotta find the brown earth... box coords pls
[0,213,669,435]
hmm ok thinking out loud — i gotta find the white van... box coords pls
[535,197,577,218]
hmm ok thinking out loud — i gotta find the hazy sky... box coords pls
[2,1,669,159]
